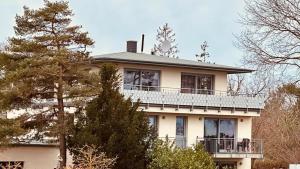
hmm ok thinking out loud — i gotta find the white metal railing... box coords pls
[196,137,263,154]
[122,85,265,110]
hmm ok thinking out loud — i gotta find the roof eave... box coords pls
[92,57,254,74]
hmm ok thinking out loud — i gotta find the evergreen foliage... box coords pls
[0,1,97,167]
[0,118,24,145]
[68,64,156,169]
[153,23,179,58]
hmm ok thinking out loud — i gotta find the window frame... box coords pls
[181,72,215,94]
[123,68,161,91]
[148,115,159,133]
[204,118,237,139]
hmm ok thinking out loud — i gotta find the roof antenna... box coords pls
[141,34,145,53]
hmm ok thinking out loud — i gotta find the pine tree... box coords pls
[68,64,156,169]
[153,23,179,58]
[0,1,98,168]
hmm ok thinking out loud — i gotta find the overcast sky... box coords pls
[0,0,246,66]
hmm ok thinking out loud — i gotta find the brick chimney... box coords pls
[126,41,137,53]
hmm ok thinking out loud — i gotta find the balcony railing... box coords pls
[157,136,263,158]
[196,138,263,155]
[122,85,265,110]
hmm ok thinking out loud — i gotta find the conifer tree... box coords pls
[0,1,97,168]
[153,23,179,58]
[68,64,156,169]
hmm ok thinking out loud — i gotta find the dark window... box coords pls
[204,118,236,151]
[204,118,236,139]
[204,118,219,138]
[176,116,186,137]
[141,71,160,91]
[181,75,196,93]
[124,70,141,90]
[148,115,158,129]
[181,74,214,94]
[0,161,24,169]
[124,69,160,91]
[197,75,213,94]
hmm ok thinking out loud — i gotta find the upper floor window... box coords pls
[124,69,160,91]
[181,74,214,94]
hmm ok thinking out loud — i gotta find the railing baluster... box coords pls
[146,86,149,109]
[161,89,165,110]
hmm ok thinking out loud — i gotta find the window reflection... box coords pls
[124,69,160,91]
[124,70,140,90]
[204,118,236,151]
[148,115,158,129]
[181,74,214,94]
[176,117,186,136]
[204,118,236,139]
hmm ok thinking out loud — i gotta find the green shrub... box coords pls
[147,139,215,169]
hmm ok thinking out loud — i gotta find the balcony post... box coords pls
[218,92,222,112]
[205,93,208,112]
[176,90,179,111]
[191,95,194,112]
[161,89,165,110]
[146,86,149,109]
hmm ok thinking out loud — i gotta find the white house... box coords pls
[0,41,265,169]
[92,41,265,169]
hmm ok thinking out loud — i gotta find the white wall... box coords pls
[0,146,72,169]
[237,158,252,169]
[237,117,252,139]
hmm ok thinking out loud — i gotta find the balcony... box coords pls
[196,138,263,159]
[122,85,265,110]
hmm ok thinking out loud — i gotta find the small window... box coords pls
[148,115,158,129]
[0,161,24,169]
[124,69,160,91]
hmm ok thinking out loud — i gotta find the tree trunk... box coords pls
[58,65,66,169]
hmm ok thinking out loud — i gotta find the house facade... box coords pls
[92,41,265,169]
[0,41,264,169]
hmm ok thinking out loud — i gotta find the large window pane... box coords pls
[141,71,160,91]
[219,119,236,151]
[176,116,186,148]
[181,75,196,93]
[219,119,235,138]
[176,116,186,136]
[124,69,160,91]
[197,75,213,94]
[124,70,140,90]
[204,119,219,138]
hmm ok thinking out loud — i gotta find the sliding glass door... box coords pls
[204,118,236,152]
[176,116,186,148]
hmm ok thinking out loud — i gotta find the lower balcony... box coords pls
[196,138,263,159]
[158,137,263,159]
[122,85,265,111]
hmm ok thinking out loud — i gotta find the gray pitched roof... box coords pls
[92,52,253,74]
